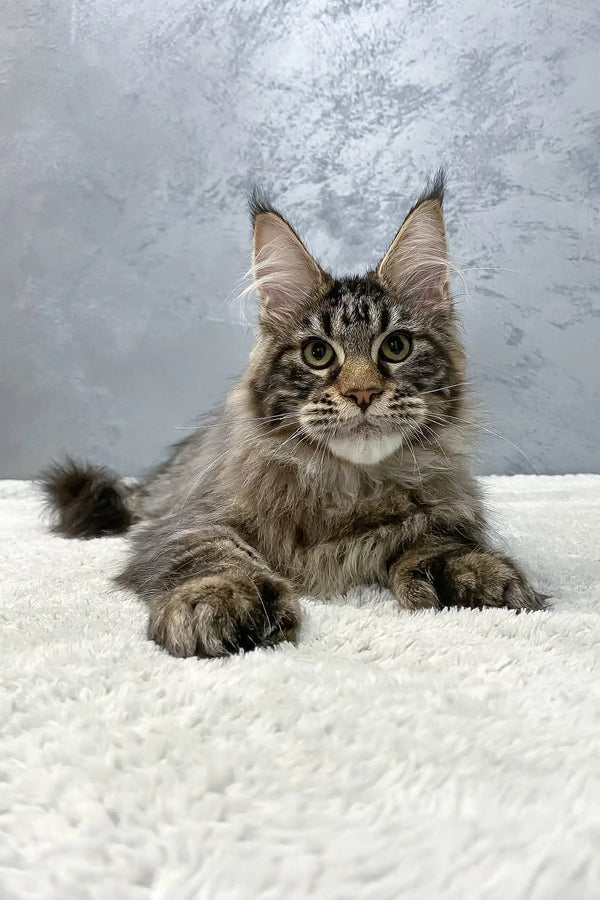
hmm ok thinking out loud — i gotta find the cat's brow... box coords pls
[379,306,390,333]
[320,309,332,337]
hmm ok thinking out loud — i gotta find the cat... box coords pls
[42,171,544,658]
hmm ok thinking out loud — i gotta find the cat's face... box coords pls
[247,174,466,466]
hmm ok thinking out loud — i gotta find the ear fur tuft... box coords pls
[248,186,278,222]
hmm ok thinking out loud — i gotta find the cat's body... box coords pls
[123,382,482,600]
[43,173,544,657]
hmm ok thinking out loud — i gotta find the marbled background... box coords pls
[1,0,599,477]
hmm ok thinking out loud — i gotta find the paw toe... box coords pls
[394,576,440,610]
[148,574,300,658]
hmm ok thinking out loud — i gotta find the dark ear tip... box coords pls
[401,167,447,222]
[428,166,446,207]
[248,186,277,222]
[411,166,447,213]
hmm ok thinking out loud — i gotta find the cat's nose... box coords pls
[343,388,383,411]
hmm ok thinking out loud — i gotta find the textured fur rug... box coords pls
[1,477,599,899]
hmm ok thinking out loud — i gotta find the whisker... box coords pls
[172,413,295,432]
[416,421,452,466]
[417,381,472,397]
[426,413,541,475]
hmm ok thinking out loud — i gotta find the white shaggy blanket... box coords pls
[1,477,599,899]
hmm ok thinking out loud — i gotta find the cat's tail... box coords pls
[41,457,136,539]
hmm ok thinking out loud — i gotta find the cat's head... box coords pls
[245,171,467,466]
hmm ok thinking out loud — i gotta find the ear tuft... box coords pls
[377,169,450,308]
[248,185,277,222]
[409,166,446,214]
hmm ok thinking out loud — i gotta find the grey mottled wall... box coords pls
[1,0,599,477]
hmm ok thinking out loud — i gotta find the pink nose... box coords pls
[343,388,383,411]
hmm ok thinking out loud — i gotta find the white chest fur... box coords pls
[328,434,404,466]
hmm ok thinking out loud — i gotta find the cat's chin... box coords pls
[327,434,404,466]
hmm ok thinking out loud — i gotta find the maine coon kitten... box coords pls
[43,172,544,657]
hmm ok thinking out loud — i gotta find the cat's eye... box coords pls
[302,339,336,369]
[379,331,412,363]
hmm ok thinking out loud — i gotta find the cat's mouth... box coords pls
[325,410,422,442]
[297,396,429,463]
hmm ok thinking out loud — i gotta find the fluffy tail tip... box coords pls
[40,458,132,538]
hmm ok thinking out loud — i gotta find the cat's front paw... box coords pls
[148,574,300,658]
[390,548,545,611]
[438,550,545,610]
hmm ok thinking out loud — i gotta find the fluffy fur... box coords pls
[41,458,133,538]
[42,172,544,657]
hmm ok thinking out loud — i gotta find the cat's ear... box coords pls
[377,170,450,309]
[250,192,327,323]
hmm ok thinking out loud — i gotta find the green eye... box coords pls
[302,339,336,369]
[379,331,412,363]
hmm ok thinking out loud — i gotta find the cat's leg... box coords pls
[388,541,545,611]
[118,525,300,658]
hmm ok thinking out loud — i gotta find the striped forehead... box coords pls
[309,284,391,347]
